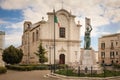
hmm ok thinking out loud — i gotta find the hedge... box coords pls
[0,67,7,74]
[56,64,68,69]
[55,69,120,77]
[113,64,120,69]
[6,65,49,71]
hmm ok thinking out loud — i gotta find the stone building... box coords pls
[21,9,82,65]
[98,33,120,65]
[0,31,5,67]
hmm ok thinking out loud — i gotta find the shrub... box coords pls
[56,69,120,77]
[113,64,120,69]
[56,64,68,69]
[34,43,48,64]
[6,65,33,71]
[0,67,7,74]
[55,69,78,76]
[2,45,23,64]
[32,65,48,70]
[6,64,49,71]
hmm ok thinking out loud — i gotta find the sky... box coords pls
[0,0,120,51]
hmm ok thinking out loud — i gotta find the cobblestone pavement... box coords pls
[0,70,60,80]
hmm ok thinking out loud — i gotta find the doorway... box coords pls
[59,54,65,64]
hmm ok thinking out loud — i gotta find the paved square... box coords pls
[0,70,60,80]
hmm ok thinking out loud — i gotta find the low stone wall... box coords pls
[49,73,120,80]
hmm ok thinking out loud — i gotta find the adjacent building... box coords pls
[0,31,5,67]
[21,9,82,65]
[98,33,120,65]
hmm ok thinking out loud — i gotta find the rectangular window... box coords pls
[116,52,118,55]
[110,51,115,59]
[111,42,114,49]
[32,32,35,42]
[59,27,65,38]
[36,30,39,41]
[101,43,105,49]
[101,52,105,58]
[116,42,118,46]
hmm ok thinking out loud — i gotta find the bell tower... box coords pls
[23,21,32,32]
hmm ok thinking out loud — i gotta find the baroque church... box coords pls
[21,9,82,65]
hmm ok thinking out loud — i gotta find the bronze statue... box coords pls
[84,23,92,50]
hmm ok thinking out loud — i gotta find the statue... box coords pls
[84,20,92,50]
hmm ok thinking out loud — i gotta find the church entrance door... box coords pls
[59,54,65,64]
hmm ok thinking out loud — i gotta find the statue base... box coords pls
[79,49,102,74]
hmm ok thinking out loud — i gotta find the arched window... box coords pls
[36,30,39,41]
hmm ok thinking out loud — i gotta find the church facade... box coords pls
[21,9,81,65]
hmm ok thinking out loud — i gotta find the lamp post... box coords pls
[46,45,53,73]
[78,66,80,76]
[103,63,106,78]
[24,55,27,64]
[91,66,92,77]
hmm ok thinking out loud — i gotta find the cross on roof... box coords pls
[61,0,64,9]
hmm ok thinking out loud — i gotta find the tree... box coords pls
[34,43,48,64]
[2,45,23,64]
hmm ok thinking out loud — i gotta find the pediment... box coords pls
[58,47,66,52]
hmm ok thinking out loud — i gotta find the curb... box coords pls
[47,73,120,80]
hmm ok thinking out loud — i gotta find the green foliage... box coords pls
[6,65,33,71]
[56,64,68,69]
[0,67,7,74]
[56,69,78,76]
[6,64,49,71]
[113,64,120,69]
[56,69,120,77]
[2,45,23,64]
[34,43,48,64]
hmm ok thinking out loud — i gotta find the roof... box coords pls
[101,33,120,38]
[47,9,75,17]
[25,9,76,31]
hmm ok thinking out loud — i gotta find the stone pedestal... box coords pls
[80,49,102,74]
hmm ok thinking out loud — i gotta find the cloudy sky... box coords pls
[0,0,120,50]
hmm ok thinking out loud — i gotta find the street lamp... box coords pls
[91,66,93,77]
[102,63,106,78]
[46,45,53,73]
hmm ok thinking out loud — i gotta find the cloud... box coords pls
[5,21,23,29]
[1,0,120,24]
[0,19,9,24]
[4,22,23,47]
[100,0,120,23]
[5,31,22,47]
[0,0,120,48]
[22,8,47,23]
[104,0,120,8]
[0,0,35,10]
[117,30,120,33]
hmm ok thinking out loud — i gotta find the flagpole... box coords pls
[53,9,56,73]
